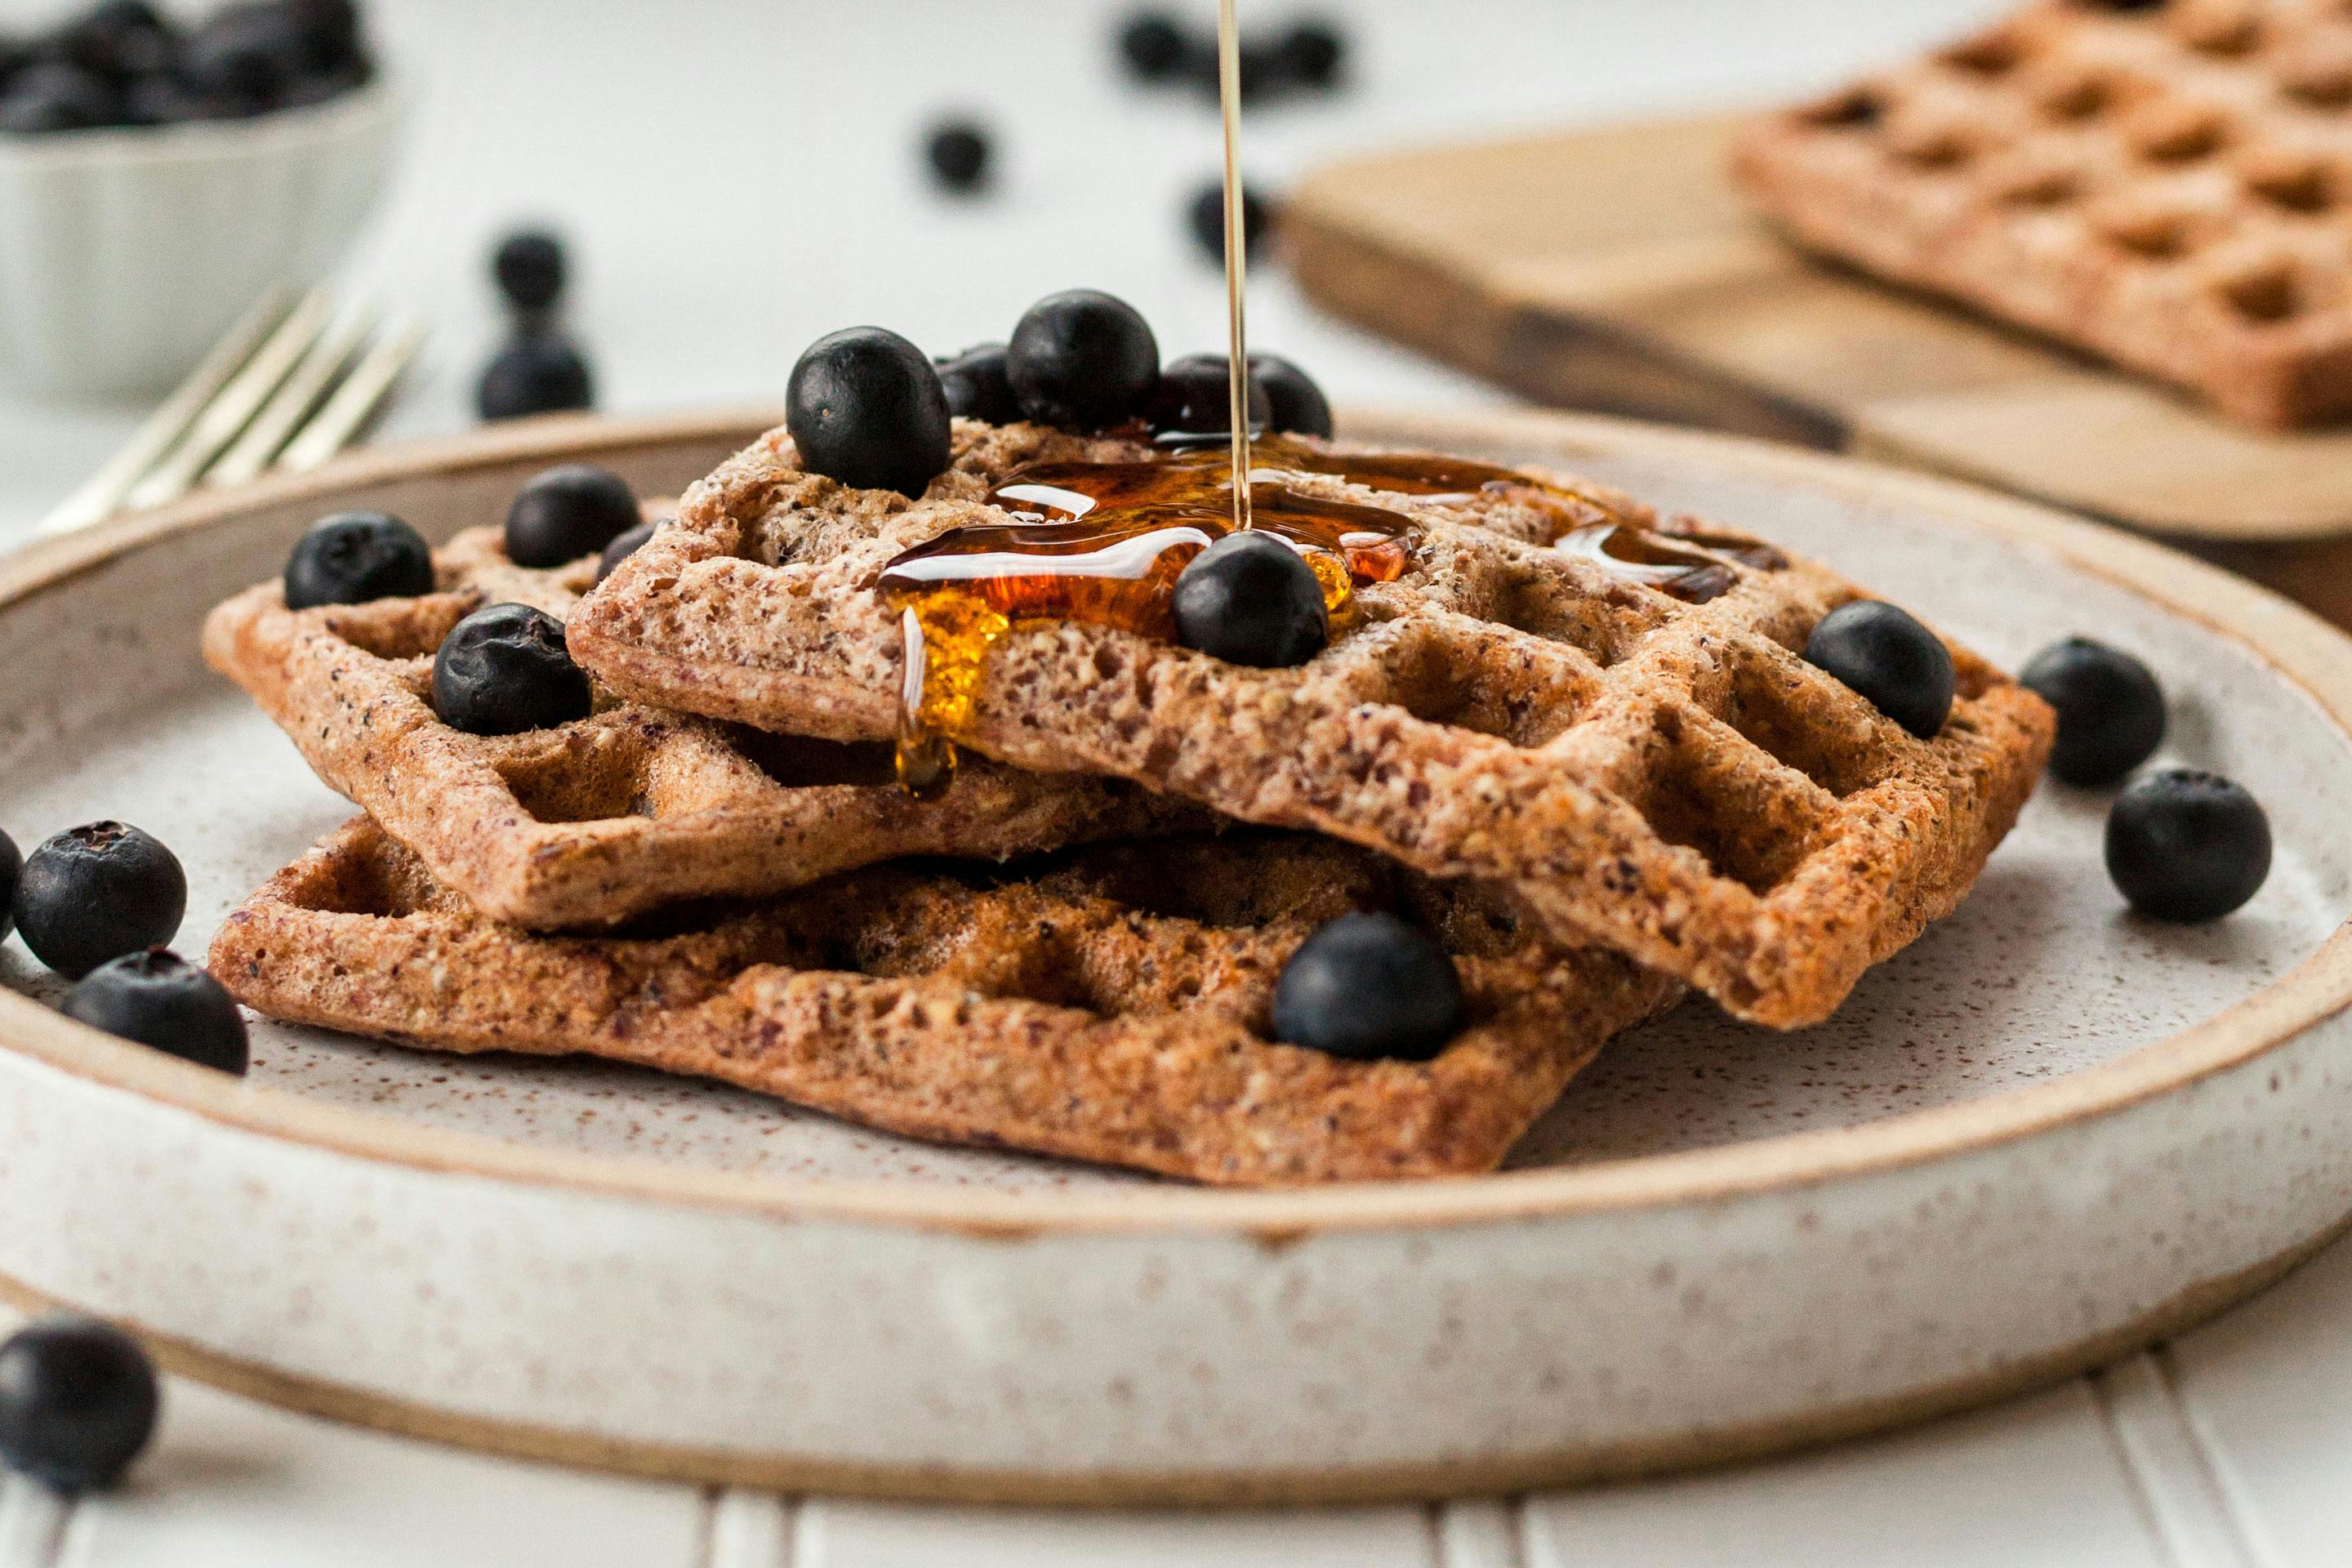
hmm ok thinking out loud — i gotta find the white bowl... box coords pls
[0,80,400,401]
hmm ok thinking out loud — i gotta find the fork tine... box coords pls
[204,299,380,488]
[275,315,424,474]
[37,289,294,535]
[122,289,336,512]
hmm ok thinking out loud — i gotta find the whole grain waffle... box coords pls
[1734,0,2352,427]
[212,817,1682,1185]
[570,422,2055,1029]
[202,519,1197,929]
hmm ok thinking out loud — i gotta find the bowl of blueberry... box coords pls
[0,0,398,399]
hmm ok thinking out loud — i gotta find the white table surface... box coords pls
[0,0,2346,1561]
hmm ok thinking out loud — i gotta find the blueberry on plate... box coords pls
[1272,911,1465,1061]
[1172,531,1327,667]
[1803,600,1955,739]
[1116,10,1190,80]
[2020,636,2166,787]
[786,326,952,497]
[14,822,185,981]
[0,62,118,132]
[492,228,566,315]
[1006,289,1159,431]
[924,118,991,193]
[596,518,658,584]
[1275,18,1347,88]
[64,949,248,1074]
[431,603,594,736]
[0,829,18,942]
[0,1316,158,1493]
[283,511,434,609]
[934,342,1022,425]
[1248,353,1334,439]
[504,464,639,568]
[2106,768,2270,921]
[1187,178,1272,265]
[1142,353,1269,442]
[476,332,595,421]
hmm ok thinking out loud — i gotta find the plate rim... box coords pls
[6,403,2349,1238]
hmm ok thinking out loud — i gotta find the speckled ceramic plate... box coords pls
[0,407,2346,1505]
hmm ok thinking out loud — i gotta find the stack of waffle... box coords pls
[203,420,2054,1185]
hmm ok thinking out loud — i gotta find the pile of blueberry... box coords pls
[0,0,372,136]
[476,228,596,423]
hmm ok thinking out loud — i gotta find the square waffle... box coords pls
[569,422,2055,1029]
[202,520,1198,930]
[211,817,1682,1185]
[1734,0,2352,427]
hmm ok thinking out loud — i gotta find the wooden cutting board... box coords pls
[1286,112,2352,623]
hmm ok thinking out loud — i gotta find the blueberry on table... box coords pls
[1143,353,1269,442]
[934,342,1022,425]
[0,1317,158,1493]
[1116,11,1190,80]
[1172,531,1327,667]
[1275,18,1347,89]
[1802,600,1956,739]
[2020,636,2166,787]
[64,949,248,1075]
[283,511,434,609]
[492,229,567,315]
[0,62,119,132]
[1249,352,1334,438]
[924,118,991,194]
[1272,912,1465,1062]
[1187,178,1272,265]
[504,464,639,568]
[431,603,594,736]
[1006,289,1160,432]
[0,829,18,943]
[476,332,595,421]
[15,823,185,981]
[786,326,951,497]
[596,518,657,584]
[2106,768,2270,921]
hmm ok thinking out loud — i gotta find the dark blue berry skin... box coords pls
[787,327,951,498]
[51,1,173,86]
[504,464,637,568]
[0,829,20,944]
[1276,19,1346,88]
[476,333,595,421]
[1006,290,1160,432]
[2020,637,2167,787]
[14,823,185,981]
[924,119,991,193]
[1249,353,1334,439]
[1272,912,1465,1062]
[1172,532,1327,667]
[596,518,657,584]
[935,343,1022,425]
[1187,180,1272,265]
[176,9,297,114]
[283,512,434,610]
[0,1317,158,1493]
[1803,601,1956,739]
[0,62,118,132]
[2106,768,2270,921]
[1143,354,1269,442]
[431,604,592,736]
[1116,11,1189,79]
[64,949,248,1075]
[492,229,566,315]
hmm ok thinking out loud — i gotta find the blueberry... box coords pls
[1249,353,1334,438]
[1187,178,1272,265]
[283,511,434,609]
[1803,600,1955,739]
[121,74,224,124]
[2020,637,2167,787]
[492,229,566,315]
[0,62,118,131]
[0,830,18,943]
[14,823,185,981]
[1272,911,1464,1061]
[1172,531,1327,667]
[924,118,991,194]
[1182,35,1289,104]
[64,949,248,1074]
[504,465,638,568]
[176,8,298,112]
[2106,768,2270,921]
[0,1317,158,1493]
[476,332,595,421]
[786,326,951,497]
[1006,289,1160,431]
[1275,18,1346,88]
[274,59,368,109]
[1116,11,1190,80]
[50,1,174,85]
[431,603,593,736]
[596,518,657,584]
[282,0,363,73]
[1143,353,1269,442]
[934,342,1022,425]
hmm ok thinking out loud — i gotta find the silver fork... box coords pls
[38,289,425,536]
